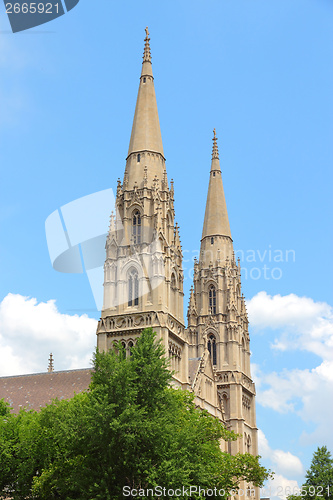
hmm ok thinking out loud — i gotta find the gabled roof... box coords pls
[188,357,201,385]
[0,369,92,413]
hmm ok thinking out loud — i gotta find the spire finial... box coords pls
[48,353,54,373]
[143,26,151,63]
[212,128,219,160]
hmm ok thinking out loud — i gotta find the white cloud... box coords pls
[253,364,333,447]
[258,429,304,478]
[0,293,97,376]
[263,474,300,500]
[248,292,333,448]
[253,364,331,414]
[247,291,333,360]
[258,430,302,500]
[258,427,271,457]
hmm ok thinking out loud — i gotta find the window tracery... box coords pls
[132,210,141,244]
[128,267,139,307]
[208,285,216,314]
[208,333,217,365]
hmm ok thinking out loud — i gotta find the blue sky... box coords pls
[0,0,332,496]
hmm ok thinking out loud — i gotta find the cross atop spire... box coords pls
[143,26,151,63]
[212,128,219,160]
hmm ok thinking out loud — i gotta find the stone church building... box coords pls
[96,28,258,460]
[0,28,258,470]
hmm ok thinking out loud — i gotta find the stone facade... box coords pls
[96,27,258,470]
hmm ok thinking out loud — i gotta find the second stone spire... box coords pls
[200,130,233,266]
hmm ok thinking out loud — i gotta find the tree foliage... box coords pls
[0,328,272,499]
[287,446,333,500]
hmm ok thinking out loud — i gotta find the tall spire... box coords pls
[125,28,165,188]
[201,129,232,241]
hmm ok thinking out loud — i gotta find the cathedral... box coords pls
[0,28,259,486]
[96,28,258,460]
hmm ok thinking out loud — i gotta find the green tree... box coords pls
[288,446,333,500]
[0,328,272,500]
[0,402,40,500]
[0,399,10,417]
[304,446,333,495]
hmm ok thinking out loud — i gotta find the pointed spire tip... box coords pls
[143,26,151,63]
[212,128,219,160]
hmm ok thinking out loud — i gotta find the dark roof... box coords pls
[0,369,92,413]
[188,358,201,385]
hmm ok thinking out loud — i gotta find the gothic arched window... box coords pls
[132,210,141,244]
[128,268,139,307]
[208,333,217,366]
[170,273,177,316]
[167,212,172,243]
[209,285,216,315]
[128,340,134,357]
[120,341,126,359]
[247,435,251,453]
[222,393,229,419]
